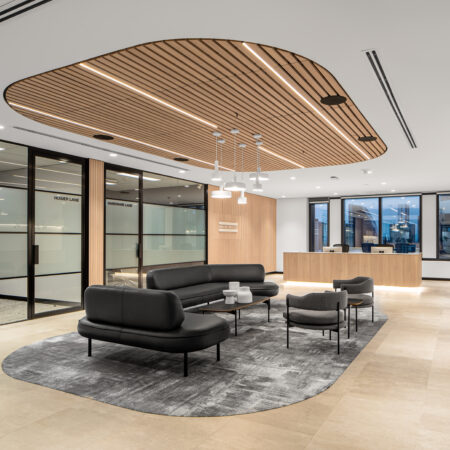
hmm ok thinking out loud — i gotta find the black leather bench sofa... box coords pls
[78,286,230,376]
[146,264,279,308]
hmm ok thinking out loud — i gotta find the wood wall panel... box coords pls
[207,186,276,272]
[283,252,422,287]
[88,159,104,285]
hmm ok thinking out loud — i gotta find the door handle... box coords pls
[33,245,39,264]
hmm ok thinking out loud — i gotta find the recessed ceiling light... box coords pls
[381,181,387,185]
[315,186,321,189]
[243,43,370,161]
[93,134,114,141]
[178,169,186,174]
[0,125,4,130]
[0,148,4,151]
[290,176,296,180]
[320,94,347,106]
[8,102,232,170]
[333,192,338,195]
[362,169,373,175]
[358,136,377,142]
[391,189,396,192]
[281,195,286,198]
[109,153,118,157]
[177,194,181,198]
[79,63,217,129]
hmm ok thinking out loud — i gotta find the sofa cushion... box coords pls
[78,312,230,353]
[241,281,279,297]
[283,309,344,325]
[84,285,184,332]
[209,264,265,282]
[147,265,212,290]
[172,282,228,302]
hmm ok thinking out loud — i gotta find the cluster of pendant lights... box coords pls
[211,129,269,204]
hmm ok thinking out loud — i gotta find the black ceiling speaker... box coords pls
[320,94,347,106]
[173,157,189,162]
[358,136,377,142]
[93,134,114,140]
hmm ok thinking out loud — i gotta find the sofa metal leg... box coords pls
[184,352,188,377]
[267,299,271,322]
[322,330,325,336]
[216,343,220,361]
[355,307,358,332]
[348,306,351,339]
[88,338,92,357]
[344,308,347,321]
[372,305,374,322]
[337,327,340,354]
[329,330,331,340]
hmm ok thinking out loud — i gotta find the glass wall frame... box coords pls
[104,163,207,288]
[0,139,88,324]
[309,201,329,252]
[438,194,450,259]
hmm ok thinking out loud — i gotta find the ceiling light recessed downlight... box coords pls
[381,182,387,185]
[109,153,118,157]
[320,94,347,106]
[290,176,296,180]
[178,169,186,174]
[93,134,114,141]
[79,63,217,129]
[0,148,4,151]
[358,136,377,142]
[0,125,4,130]
[243,42,370,161]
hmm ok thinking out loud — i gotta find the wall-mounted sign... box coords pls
[219,221,238,233]
[107,200,133,208]
[53,195,79,202]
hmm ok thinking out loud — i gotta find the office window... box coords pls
[309,202,329,251]
[343,198,379,251]
[381,196,420,252]
[439,194,450,259]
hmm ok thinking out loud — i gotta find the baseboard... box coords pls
[422,277,450,281]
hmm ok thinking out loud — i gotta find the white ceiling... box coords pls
[0,0,449,199]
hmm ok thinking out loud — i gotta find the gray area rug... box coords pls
[2,301,387,416]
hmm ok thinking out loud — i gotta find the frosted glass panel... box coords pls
[35,273,81,303]
[0,234,27,278]
[35,234,81,275]
[105,235,138,269]
[106,200,138,234]
[0,188,27,232]
[0,276,27,297]
[143,204,205,235]
[35,157,82,195]
[143,235,205,266]
[35,192,81,233]
[105,267,139,287]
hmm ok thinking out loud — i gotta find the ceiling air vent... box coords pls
[0,0,53,24]
[365,50,417,149]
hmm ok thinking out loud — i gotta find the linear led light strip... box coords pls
[260,146,304,168]
[79,63,218,129]
[242,43,370,161]
[9,102,232,171]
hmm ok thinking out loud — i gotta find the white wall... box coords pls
[329,198,341,245]
[276,198,308,271]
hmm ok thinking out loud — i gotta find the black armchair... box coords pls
[284,291,348,354]
[333,276,375,332]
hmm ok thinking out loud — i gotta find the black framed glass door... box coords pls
[29,151,87,317]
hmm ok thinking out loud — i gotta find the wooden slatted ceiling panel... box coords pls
[6,39,387,170]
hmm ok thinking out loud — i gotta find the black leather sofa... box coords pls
[78,286,230,376]
[146,264,279,308]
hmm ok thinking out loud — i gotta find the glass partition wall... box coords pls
[343,195,420,252]
[105,165,206,288]
[0,141,87,325]
[438,194,450,259]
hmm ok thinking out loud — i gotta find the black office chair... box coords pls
[333,243,350,253]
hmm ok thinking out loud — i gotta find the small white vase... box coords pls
[229,281,240,291]
[223,290,237,304]
[237,286,253,304]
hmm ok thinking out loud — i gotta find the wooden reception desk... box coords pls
[283,252,422,287]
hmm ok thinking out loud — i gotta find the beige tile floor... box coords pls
[1,275,450,449]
